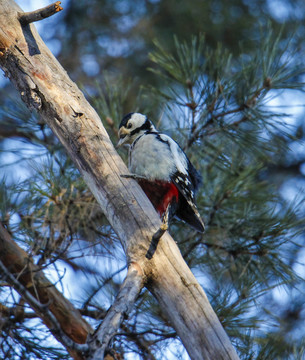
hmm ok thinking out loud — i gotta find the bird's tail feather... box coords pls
[176,198,205,233]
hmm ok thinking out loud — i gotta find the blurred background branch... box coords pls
[0,0,304,359]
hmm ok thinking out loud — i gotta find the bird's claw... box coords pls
[160,223,168,231]
[161,204,170,230]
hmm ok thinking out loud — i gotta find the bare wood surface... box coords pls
[0,2,240,359]
[19,1,63,25]
[87,263,145,359]
[0,223,92,359]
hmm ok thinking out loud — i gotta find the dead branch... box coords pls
[87,263,144,359]
[0,2,240,359]
[0,222,92,359]
[0,258,88,356]
[18,1,63,26]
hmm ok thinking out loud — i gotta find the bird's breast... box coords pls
[129,135,176,181]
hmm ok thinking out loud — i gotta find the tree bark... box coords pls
[0,1,240,359]
[0,222,91,359]
[87,263,144,359]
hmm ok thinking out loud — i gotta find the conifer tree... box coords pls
[0,1,305,360]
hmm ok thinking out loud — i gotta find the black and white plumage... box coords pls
[117,112,204,232]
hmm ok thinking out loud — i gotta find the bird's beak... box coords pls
[116,136,126,148]
[116,128,129,148]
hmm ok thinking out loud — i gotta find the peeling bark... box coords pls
[0,2,240,359]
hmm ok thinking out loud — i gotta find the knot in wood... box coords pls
[29,88,42,110]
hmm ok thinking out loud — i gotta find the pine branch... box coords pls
[185,82,270,149]
[0,258,88,358]
[0,3,240,359]
[0,222,92,358]
[119,322,158,360]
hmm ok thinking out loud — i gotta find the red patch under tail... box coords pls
[138,179,179,217]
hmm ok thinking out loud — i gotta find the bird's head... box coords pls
[117,112,156,147]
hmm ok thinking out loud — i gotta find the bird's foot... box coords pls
[160,222,168,231]
[160,204,170,231]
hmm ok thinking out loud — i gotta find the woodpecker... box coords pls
[117,112,204,233]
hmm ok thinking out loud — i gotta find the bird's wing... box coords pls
[158,134,196,199]
[171,168,205,232]
[158,135,204,232]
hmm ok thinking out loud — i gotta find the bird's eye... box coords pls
[127,123,132,129]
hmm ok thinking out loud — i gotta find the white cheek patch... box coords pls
[130,113,147,127]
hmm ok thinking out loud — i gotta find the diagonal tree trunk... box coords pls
[0,1,239,359]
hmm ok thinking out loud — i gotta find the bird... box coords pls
[117,112,204,233]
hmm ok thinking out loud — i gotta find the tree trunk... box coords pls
[0,1,239,359]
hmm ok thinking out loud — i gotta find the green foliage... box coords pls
[1,13,305,360]
[91,73,136,128]
[145,31,305,358]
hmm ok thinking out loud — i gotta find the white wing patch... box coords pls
[171,170,204,229]
[171,171,195,202]
[159,134,188,175]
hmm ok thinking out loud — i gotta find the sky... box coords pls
[3,1,305,359]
